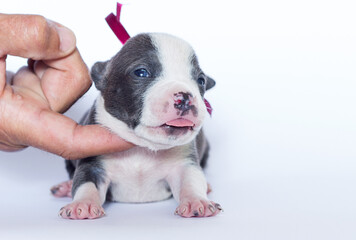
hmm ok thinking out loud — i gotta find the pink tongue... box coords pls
[165,119,194,127]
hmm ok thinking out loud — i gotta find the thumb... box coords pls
[0,14,76,60]
[15,108,134,160]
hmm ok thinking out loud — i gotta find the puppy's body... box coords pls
[66,103,209,204]
[54,33,220,219]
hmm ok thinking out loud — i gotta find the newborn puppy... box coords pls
[51,33,221,219]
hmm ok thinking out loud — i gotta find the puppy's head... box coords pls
[93,33,215,150]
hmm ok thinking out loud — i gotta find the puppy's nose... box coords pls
[173,92,198,117]
[173,92,194,114]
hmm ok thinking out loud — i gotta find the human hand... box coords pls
[0,14,133,160]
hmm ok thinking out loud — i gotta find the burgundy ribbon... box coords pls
[105,2,130,44]
[204,99,213,116]
[105,2,212,116]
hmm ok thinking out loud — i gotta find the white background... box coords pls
[1,0,356,239]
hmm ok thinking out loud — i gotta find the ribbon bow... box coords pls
[105,2,130,44]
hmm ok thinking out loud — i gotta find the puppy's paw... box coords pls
[175,199,222,218]
[59,201,105,220]
[51,180,72,198]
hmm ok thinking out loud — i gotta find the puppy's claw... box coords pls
[215,203,223,212]
[92,208,99,216]
[208,204,216,213]
[193,210,199,217]
[58,208,64,217]
[176,199,221,218]
[65,209,72,217]
[50,186,60,195]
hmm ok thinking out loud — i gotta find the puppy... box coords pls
[51,33,221,219]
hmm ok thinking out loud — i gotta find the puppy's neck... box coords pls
[95,95,173,151]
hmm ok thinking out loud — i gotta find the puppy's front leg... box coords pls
[59,161,110,220]
[167,162,222,218]
[59,182,108,220]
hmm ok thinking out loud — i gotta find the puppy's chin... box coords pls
[133,123,202,150]
[95,96,200,151]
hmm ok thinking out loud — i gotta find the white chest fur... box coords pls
[101,146,189,203]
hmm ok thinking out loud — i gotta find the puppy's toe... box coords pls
[51,180,72,198]
[59,200,105,220]
[175,199,222,218]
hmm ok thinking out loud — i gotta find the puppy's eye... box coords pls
[197,76,206,86]
[134,68,150,78]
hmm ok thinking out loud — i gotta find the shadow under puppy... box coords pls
[51,33,221,219]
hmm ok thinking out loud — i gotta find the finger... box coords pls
[0,142,26,152]
[38,49,91,113]
[66,124,135,160]
[18,109,133,160]
[0,14,76,60]
[12,66,48,103]
[0,56,5,94]
[33,60,47,79]
[0,58,13,93]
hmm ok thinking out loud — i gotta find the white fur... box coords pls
[72,146,209,204]
[166,162,208,202]
[140,33,206,127]
[137,33,206,147]
[73,182,108,205]
[101,145,207,203]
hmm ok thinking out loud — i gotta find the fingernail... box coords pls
[56,25,76,53]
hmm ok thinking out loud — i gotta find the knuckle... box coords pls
[59,128,81,160]
[1,15,52,56]
[67,66,91,92]
[69,70,91,93]
[59,146,76,160]
[25,15,51,53]
[76,68,91,88]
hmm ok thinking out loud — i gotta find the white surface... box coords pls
[1,0,356,239]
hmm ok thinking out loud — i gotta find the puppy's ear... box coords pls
[91,61,109,91]
[206,76,216,91]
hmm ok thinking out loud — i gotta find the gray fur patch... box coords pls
[93,33,162,129]
[71,157,107,196]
